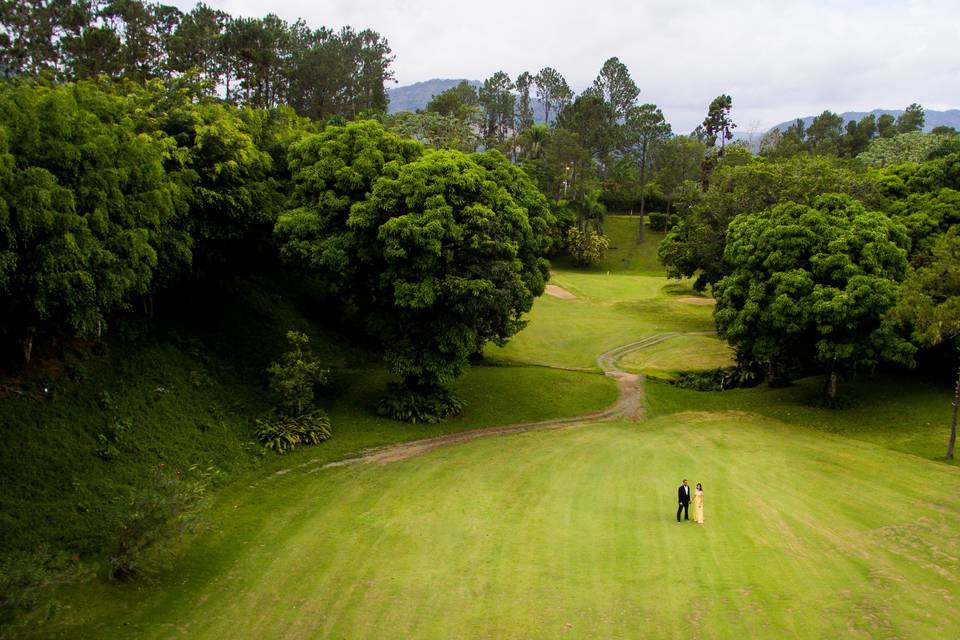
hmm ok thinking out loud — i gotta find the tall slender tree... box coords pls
[478,70,515,148]
[623,103,671,241]
[592,56,639,122]
[533,66,571,124]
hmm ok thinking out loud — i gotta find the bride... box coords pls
[693,483,704,524]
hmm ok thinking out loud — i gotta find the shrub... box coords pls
[253,409,332,454]
[0,548,89,635]
[566,227,610,266]
[670,367,757,392]
[108,465,210,581]
[93,417,131,460]
[377,383,464,423]
[647,212,679,232]
[268,331,329,416]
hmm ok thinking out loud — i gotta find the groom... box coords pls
[677,479,691,522]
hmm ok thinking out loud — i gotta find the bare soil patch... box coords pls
[545,284,576,299]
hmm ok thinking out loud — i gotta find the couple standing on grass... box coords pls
[677,479,704,524]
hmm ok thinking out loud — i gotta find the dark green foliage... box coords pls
[670,367,756,392]
[701,94,736,153]
[0,547,89,636]
[896,103,925,134]
[0,1,395,120]
[93,417,131,461]
[890,229,960,457]
[426,80,480,121]
[277,122,555,408]
[253,409,332,453]
[108,464,210,581]
[376,382,464,423]
[0,79,185,359]
[714,195,914,395]
[647,212,678,231]
[533,67,572,124]
[254,330,332,454]
[478,71,515,148]
[658,154,880,290]
[267,330,328,416]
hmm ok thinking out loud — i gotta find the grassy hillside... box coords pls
[0,276,615,559]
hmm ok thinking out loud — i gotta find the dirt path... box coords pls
[296,332,713,469]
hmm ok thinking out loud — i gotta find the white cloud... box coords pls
[169,0,960,132]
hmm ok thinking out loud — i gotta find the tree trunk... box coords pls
[21,334,33,367]
[949,362,959,460]
[638,191,646,243]
[825,369,838,399]
[638,146,647,243]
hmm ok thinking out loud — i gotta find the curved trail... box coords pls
[281,331,713,471]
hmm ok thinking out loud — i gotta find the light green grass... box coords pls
[599,215,666,274]
[53,414,960,639]
[646,376,958,464]
[487,270,715,370]
[620,335,735,377]
[549,215,665,275]
[26,222,960,639]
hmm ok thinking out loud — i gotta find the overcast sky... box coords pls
[173,0,959,133]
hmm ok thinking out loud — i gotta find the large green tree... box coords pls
[714,195,913,396]
[659,154,879,290]
[622,103,671,240]
[0,80,184,363]
[275,121,554,414]
[592,56,639,122]
[891,229,960,458]
[478,71,515,149]
[533,67,571,124]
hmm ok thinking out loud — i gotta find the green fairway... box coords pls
[60,414,959,639]
[38,231,960,640]
[619,334,734,377]
[486,270,715,370]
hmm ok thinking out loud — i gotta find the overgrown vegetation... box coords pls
[0,547,89,637]
[108,464,211,581]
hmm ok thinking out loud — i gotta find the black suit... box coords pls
[677,485,691,521]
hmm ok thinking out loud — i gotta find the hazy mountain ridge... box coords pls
[771,109,960,133]
[387,78,549,122]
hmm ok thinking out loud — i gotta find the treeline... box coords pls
[0,77,554,423]
[657,115,960,455]
[0,1,392,119]
[761,103,957,159]
[390,59,733,257]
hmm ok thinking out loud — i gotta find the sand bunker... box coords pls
[545,284,577,299]
[677,297,715,305]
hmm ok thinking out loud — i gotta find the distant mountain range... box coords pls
[387,80,960,138]
[387,78,549,122]
[770,109,960,133]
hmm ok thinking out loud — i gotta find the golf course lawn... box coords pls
[60,413,959,639]
[42,243,960,639]
[619,334,735,377]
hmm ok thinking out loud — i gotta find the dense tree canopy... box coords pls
[658,154,879,290]
[714,195,913,396]
[0,1,394,121]
[275,121,555,399]
[892,229,960,457]
[0,79,184,361]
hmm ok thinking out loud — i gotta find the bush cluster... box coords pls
[377,383,465,424]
